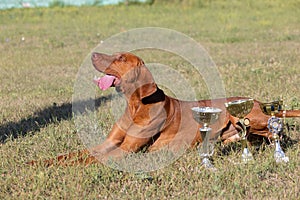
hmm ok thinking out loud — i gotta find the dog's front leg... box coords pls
[98,135,151,162]
[90,124,127,159]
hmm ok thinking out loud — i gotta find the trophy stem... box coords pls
[200,126,211,157]
[238,118,247,139]
[238,118,254,163]
[199,127,216,170]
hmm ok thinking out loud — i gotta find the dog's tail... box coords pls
[276,110,300,118]
[26,149,98,167]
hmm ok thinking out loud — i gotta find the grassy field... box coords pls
[1,0,300,199]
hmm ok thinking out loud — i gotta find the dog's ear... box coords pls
[137,66,157,99]
[139,83,157,100]
[137,66,166,104]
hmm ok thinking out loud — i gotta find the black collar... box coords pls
[142,87,166,104]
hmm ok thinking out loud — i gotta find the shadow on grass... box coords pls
[0,94,115,143]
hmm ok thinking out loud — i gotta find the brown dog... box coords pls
[28,52,300,166]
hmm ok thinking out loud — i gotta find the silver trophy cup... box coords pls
[191,107,222,169]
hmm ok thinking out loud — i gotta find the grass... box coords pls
[1,0,300,199]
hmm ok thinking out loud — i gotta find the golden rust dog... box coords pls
[28,52,300,166]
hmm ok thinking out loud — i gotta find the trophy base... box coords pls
[241,147,254,163]
[274,140,289,163]
[274,152,289,163]
[201,157,217,171]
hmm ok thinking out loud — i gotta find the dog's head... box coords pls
[92,52,161,102]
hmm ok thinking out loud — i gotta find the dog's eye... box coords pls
[118,55,127,62]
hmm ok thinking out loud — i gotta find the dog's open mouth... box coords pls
[93,75,120,90]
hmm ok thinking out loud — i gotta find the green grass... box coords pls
[1,1,300,199]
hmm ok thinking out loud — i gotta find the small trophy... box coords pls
[259,100,289,163]
[191,107,222,169]
[225,99,254,163]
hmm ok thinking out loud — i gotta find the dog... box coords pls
[28,52,300,166]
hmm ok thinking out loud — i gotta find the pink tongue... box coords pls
[93,75,115,90]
